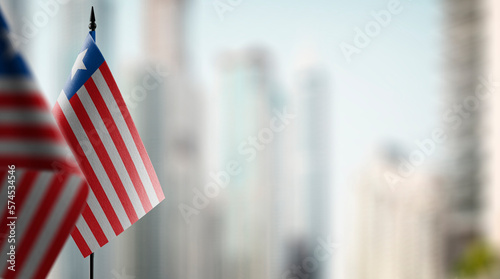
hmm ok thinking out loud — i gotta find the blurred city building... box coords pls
[139,0,211,278]
[442,0,485,268]
[215,47,286,278]
[213,47,335,279]
[296,66,332,237]
[292,64,333,279]
[342,148,448,279]
[483,0,500,260]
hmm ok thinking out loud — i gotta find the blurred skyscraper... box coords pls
[140,0,211,279]
[483,0,500,257]
[443,0,484,265]
[293,64,333,279]
[215,48,286,278]
[298,67,332,236]
[341,149,447,279]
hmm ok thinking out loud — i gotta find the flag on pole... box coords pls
[53,32,165,257]
[0,9,89,279]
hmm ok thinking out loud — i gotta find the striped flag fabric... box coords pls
[53,32,165,257]
[0,9,89,279]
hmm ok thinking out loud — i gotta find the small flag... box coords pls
[53,32,165,257]
[0,9,88,279]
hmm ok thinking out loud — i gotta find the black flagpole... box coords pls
[89,6,96,33]
[90,253,94,279]
[88,8,96,279]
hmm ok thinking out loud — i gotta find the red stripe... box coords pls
[0,171,6,195]
[0,124,65,142]
[0,93,48,109]
[0,171,38,249]
[70,94,139,224]
[33,180,89,278]
[81,203,108,247]
[53,102,124,235]
[100,62,164,201]
[4,173,68,279]
[85,78,153,212]
[0,156,80,174]
[71,227,92,258]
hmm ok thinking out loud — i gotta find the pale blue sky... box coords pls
[186,0,441,206]
[6,0,441,203]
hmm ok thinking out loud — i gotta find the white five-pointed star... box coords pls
[71,48,88,79]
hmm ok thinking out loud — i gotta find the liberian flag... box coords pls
[0,9,88,279]
[53,31,164,257]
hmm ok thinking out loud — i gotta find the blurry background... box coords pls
[1,0,500,278]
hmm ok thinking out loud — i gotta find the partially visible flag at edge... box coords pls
[0,8,89,279]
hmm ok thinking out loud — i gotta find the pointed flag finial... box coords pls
[89,6,96,31]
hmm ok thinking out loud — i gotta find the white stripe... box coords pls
[0,140,68,157]
[19,174,83,279]
[0,171,53,273]
[0,77,37,92]
[14,172,53,240]
[93,70,159,206]
[77,86,146,218]
[0,110,54,125]
[87,186,116,241]
[57,93,131,229]
[75,216,100,252]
